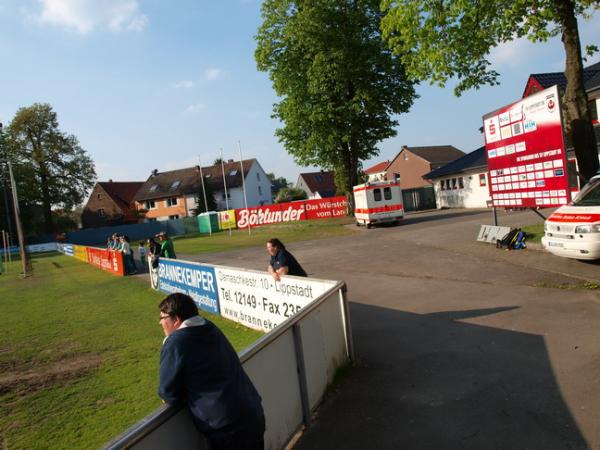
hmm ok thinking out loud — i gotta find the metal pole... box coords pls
[220,149,232,237]
[493,206,498,226]
[237,140,251,235]
[1,230,7,272]
[0,123,15,245]
[197,155,211,236]
[530,207,547,221]
[221,148,231,236]
[7,161,28,277]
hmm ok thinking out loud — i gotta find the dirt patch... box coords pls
[0,354,102,395]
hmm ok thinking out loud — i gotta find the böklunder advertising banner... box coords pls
[86,247,125,276]
[483,85,570,208]
[72,245,89,262]
[235,196,348,228]
[215,268,336,332]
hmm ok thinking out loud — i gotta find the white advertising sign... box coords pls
[214,267,336,332]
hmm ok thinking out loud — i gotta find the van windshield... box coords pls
[572,177,600,206]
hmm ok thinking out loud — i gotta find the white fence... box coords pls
[103,267,352,450]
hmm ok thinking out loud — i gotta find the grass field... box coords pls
[522,223,545,244]
[171,216,356,255]
[0,253,263,450]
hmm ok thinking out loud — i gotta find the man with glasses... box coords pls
[158,293,265,450]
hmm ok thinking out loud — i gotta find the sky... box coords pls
[0,0,599,186]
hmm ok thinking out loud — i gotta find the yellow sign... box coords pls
[72,245,89,262]
[218,210,237,230]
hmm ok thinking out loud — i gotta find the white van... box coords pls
[353,180,404,228]
[542,173,600,260]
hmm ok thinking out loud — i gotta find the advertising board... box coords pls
[218,210,236,230]
[87,247,125,276]
[72,245,89,262]
[150,257,339,332]
[483,85,570,208]
[236,196,348,229]
[156,259,219,315]
[215,267,336,332]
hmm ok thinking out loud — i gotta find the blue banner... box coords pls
[157,259,220,315]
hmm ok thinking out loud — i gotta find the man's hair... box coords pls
[266,238,285,250]
[158,293,199,321]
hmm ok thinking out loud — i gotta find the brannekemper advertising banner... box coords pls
[86,247,125,276]
[150,258,337,332]
[483,85,570,208]
[236,196,348,229]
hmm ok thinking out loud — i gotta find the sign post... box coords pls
[483,85,569,221]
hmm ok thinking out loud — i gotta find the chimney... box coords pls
[108,179,113,183]
[402,145,408,151]
[152,169,158,176]
[228,159,234,163]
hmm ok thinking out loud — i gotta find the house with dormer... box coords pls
[133,159,272,221]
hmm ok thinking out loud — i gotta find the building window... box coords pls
[394,173,400,182]
[452,178,457,189]
[479,174,487,186]
[170,180,181,190]
[149,184,158,192]
[373,188,382,201]
[383,187,392,200]
[315,175,323,183]
[97,208,105,217]
[258,186,263,195]
[148,218,157,222]
[169,215,180,220]
[145,200,156,210]
[229,170,238,176]
[590,99,598,122]
[222,192,231,200]
[440,180,445,191]
[257,172,260,181]
[458,177,464,189]
[403,153,408,160]
[97,193,102,200]
[166,197,178,207]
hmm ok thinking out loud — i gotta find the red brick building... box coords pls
[81,181,144,228]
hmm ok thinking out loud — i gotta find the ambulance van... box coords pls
[353,180,404,228]
[542,172,600,260]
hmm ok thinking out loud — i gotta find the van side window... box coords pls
[383,187,392,200]
[373,188,382,201]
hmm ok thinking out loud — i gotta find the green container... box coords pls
[197,212,220,234]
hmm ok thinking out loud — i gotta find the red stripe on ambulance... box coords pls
[547,213,600,223]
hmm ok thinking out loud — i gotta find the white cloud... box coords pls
[174,80,195,89]
[36,0,147,34]
[184,103,206,113]
[204,68,223,81]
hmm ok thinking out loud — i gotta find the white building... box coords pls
[424,147,491,209]
[363,160,390,182]
[296,171,337,199]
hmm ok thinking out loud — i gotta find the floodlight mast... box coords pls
[0,122,28,277]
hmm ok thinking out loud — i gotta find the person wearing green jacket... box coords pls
[157,232,177,259]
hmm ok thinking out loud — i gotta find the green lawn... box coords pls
[172,216,356,255]
[0,253,262,450]
[522,223,545,244]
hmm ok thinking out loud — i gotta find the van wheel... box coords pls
[366,223,372,229]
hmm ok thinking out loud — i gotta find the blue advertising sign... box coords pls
[157,259,220,315]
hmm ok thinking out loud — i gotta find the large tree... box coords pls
[381,0,599,181]
[6,103,96,233]
[255,0,416,205]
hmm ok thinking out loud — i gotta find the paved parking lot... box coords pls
[182,208,600,449]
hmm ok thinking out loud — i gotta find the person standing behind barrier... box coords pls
[119,235,137,275]
[157,232,176,259]
[266,238,307,281]
[147,237,161,269]
[158,293,265,450]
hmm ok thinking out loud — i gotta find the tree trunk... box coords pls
[556,0,599,181]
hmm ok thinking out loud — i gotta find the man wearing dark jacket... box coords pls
[158,293,265,450]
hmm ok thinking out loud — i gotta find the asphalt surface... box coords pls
[178,208,600,450]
